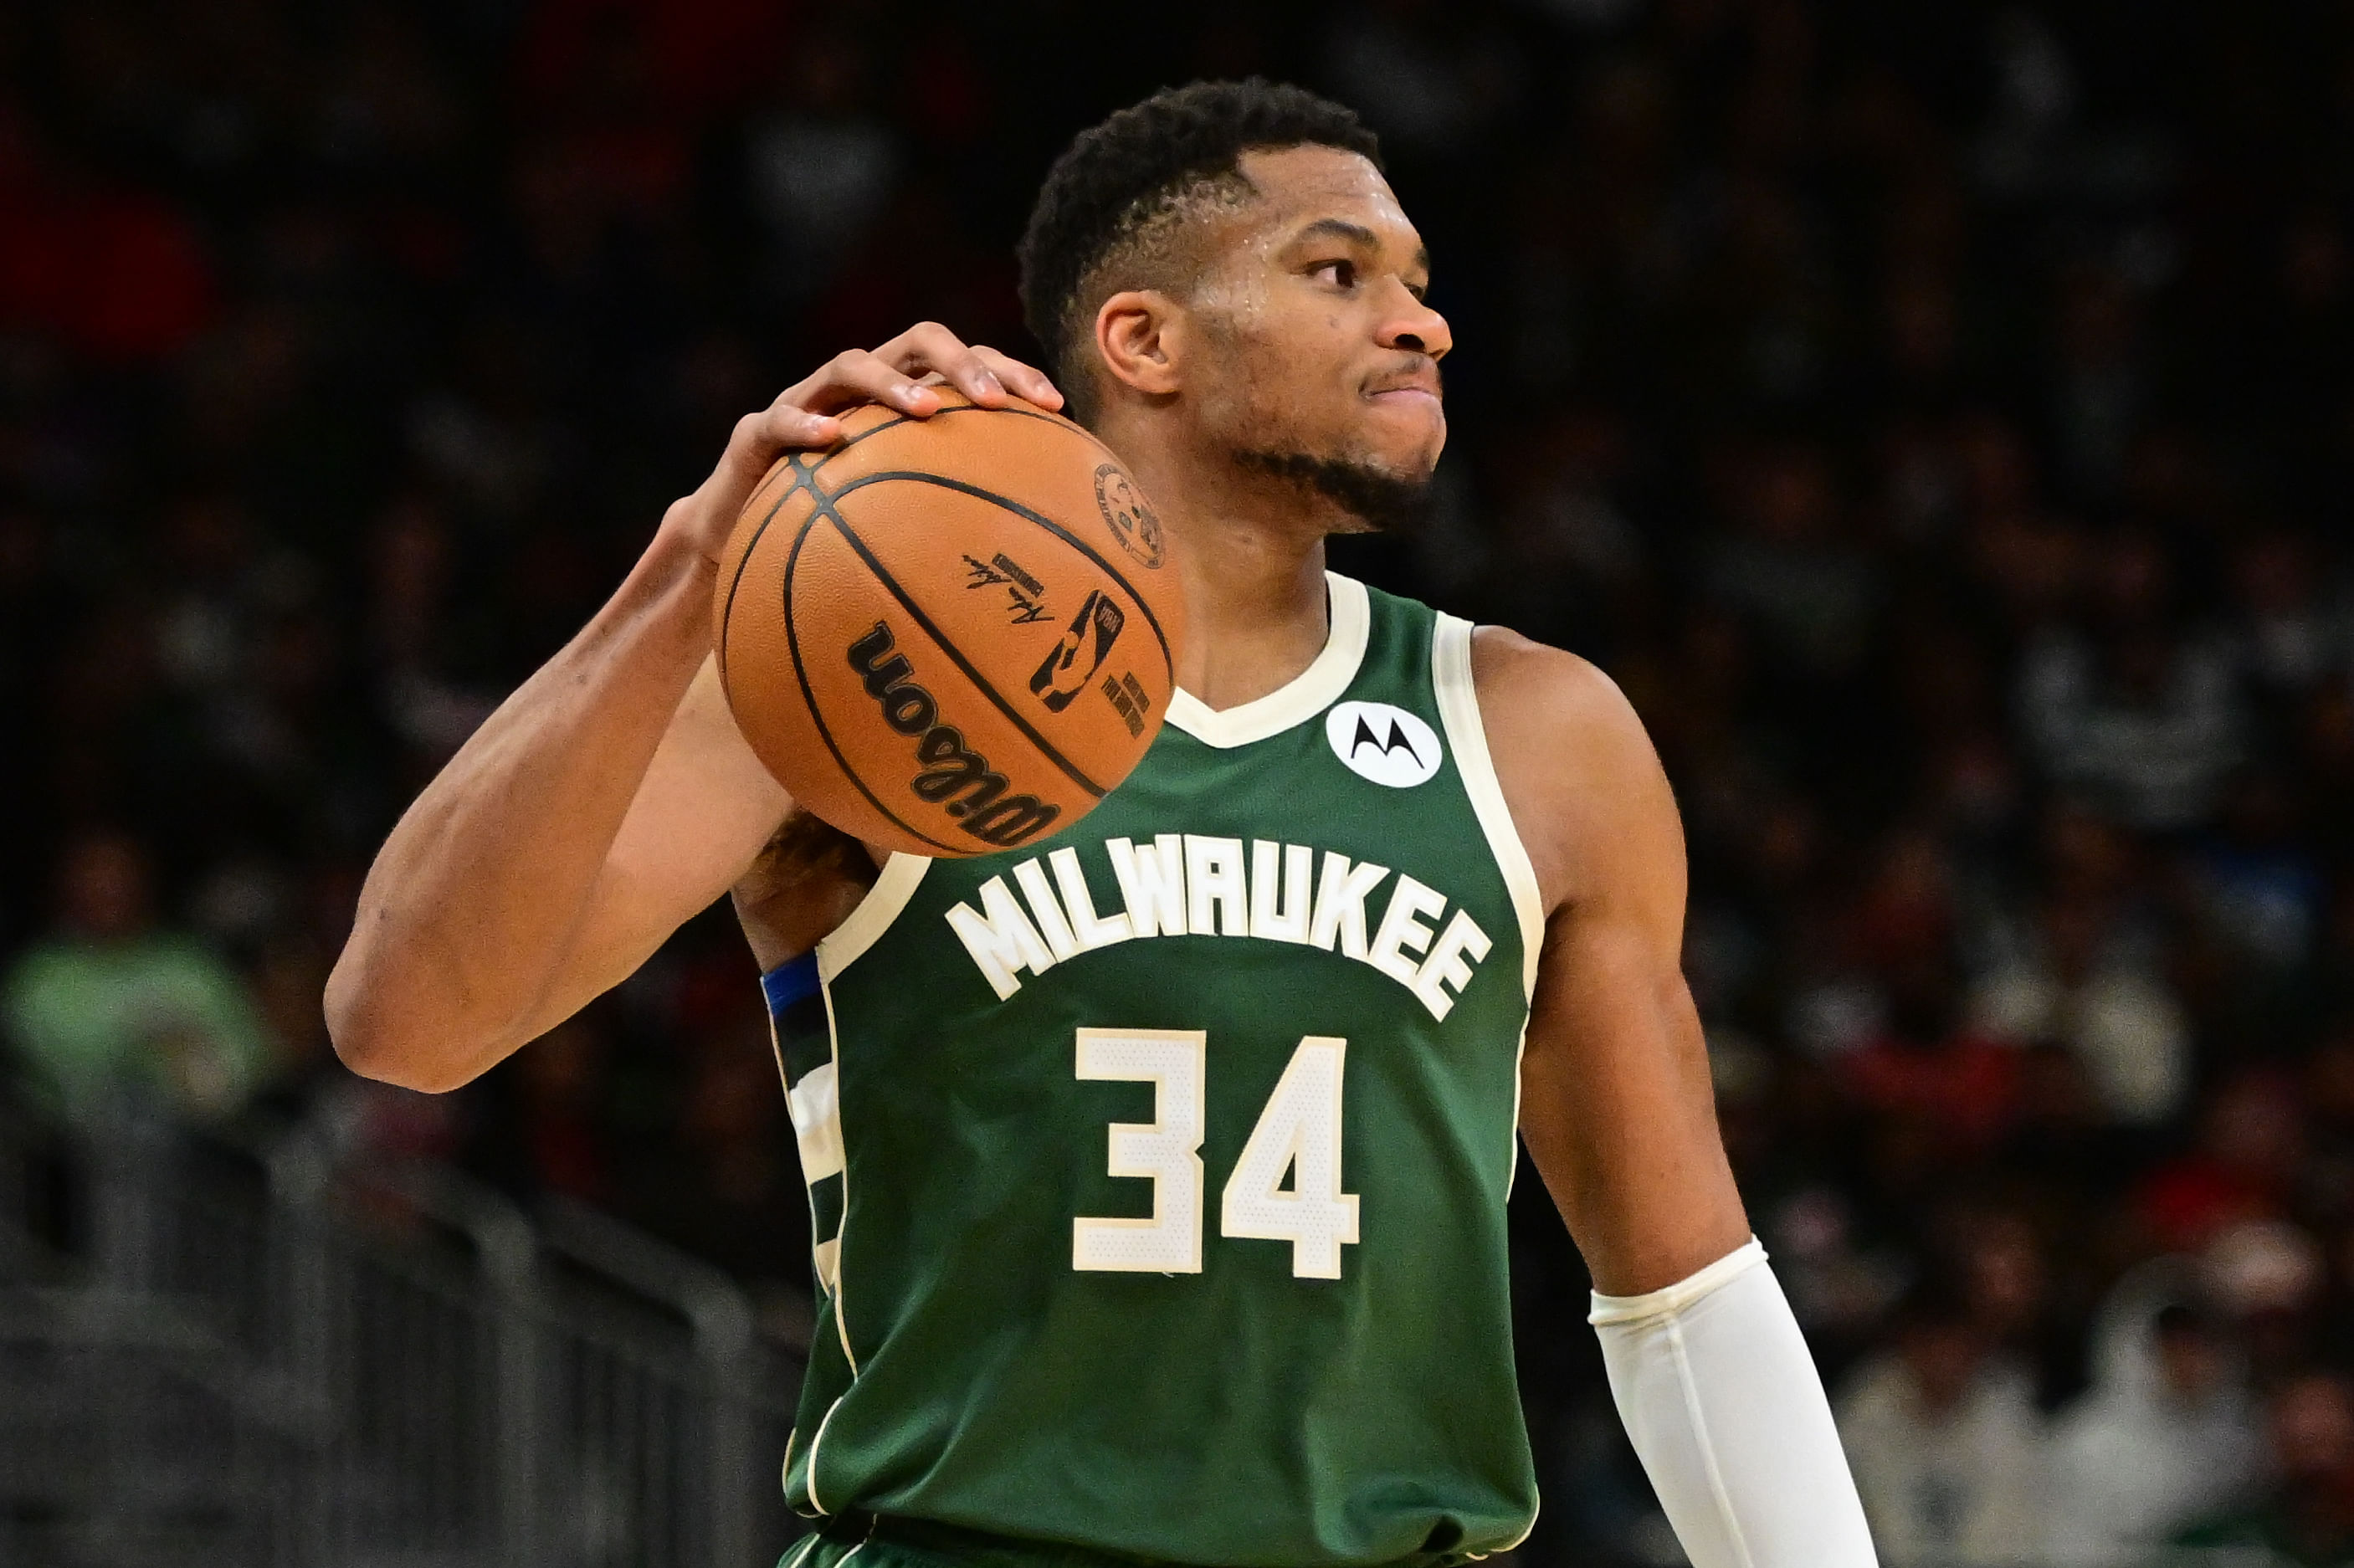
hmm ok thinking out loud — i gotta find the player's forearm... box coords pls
[1592,1242,1880,1567]
[326,529,716,1090]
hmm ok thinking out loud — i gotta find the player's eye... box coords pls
[1313,259,1357,290]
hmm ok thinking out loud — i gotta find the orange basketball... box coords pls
[713,390,1185,858]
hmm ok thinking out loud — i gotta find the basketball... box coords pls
[712,390,1185,858]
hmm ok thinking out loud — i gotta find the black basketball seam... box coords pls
[778,489,967,856]
[823,470,1175,681]
[812,411,911,469]
[717,455,816,696]
[818,508,1110,800]
[809,401,1082,476]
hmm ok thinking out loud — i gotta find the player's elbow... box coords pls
[323,951,488,1095]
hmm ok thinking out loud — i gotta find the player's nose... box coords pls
[1378,284,1451,361]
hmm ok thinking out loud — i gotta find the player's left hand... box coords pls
[851,322,1062,416]
[657,323,1063,572]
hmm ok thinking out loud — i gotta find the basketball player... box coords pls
[328,82,1877,1568]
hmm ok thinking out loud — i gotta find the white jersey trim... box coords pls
[818,982,858,1372]
[818,852,931,983]
[836,1519,880,1568]
[1163,571,1370,750]
[810,851,927,1374]
[1433,612,1547,1201]
[1431,614,1546,999]
[1498,1499,1543,1555]
[802,1391,849,1515]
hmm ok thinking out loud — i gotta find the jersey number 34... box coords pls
[1071,1027,1361,1280]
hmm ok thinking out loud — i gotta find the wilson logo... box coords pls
[1324,701,1441,788]
[846,623,1061,848]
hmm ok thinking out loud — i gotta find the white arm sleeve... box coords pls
[1589,1238,1879,1568]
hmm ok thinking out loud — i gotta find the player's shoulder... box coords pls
[1466,623,1647,751]
[1462,623,1675,914]
[1353,578,1633,736]
[1350,576,1654,779]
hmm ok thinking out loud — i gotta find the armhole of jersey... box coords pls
[1434,613,1546,1201]
[817,978,857,1374]
[816,852,931,983]
[1432,615,1546,1000]
[809,854,927,1379]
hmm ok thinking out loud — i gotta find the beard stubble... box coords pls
[1230,448,1437,535]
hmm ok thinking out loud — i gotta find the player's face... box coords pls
[1184,147,1450,487]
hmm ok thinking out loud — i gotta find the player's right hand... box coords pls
[658,322,1063,570]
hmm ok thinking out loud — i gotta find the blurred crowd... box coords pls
[4,1,2354,1563]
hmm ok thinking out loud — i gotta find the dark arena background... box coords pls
[3,3,2354,1565]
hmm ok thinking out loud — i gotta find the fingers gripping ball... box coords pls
[713,392,1186,858]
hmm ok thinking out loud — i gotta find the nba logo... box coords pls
[1029,590,1126,712]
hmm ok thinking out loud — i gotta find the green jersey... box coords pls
[761,573,1546,1567]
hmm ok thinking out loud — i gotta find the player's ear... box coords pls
[1095,290,1182,398]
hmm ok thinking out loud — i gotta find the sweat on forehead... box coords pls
[1068,167,1263,331]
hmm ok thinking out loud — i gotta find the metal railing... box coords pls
[0,1095,806,1568]
[4,1097,2306,1568]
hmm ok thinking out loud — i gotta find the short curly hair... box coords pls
[1017,79,1382,424]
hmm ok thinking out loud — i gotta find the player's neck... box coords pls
[1115,439,1336,713]
[1171,515,1332,713]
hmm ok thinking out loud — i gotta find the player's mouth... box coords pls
[1365,379,1443,412]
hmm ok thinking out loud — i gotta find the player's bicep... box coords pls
[541,658,790,1006]
[1506,663,1745,1295]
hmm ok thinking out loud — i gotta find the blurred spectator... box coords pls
[2018,533,2244,833]
[469,1014,615,1207]
[1837,1284,2048,1566]
[1319,0,1519,161]
[1971,889,2191,1127]
[2173,1370,2354,1568]
[2231,529,2351,701]
[741,29,900,305]
[2201,1219,2329,1391]
[2044,1289,2259,1566]
[1836,946,2023,1161]
[1489,404,1639,651]
[2189,771,2330,983]
[2047,260,2149,500]
[2,828,269,1123]
[2136,1077,2307,1254]
[1702,439,1878,680]
[621,996,814,1343]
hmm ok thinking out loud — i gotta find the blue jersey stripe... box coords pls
[761,953,823,1017]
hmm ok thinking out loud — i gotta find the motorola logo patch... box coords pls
[1325,700,1442,788]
